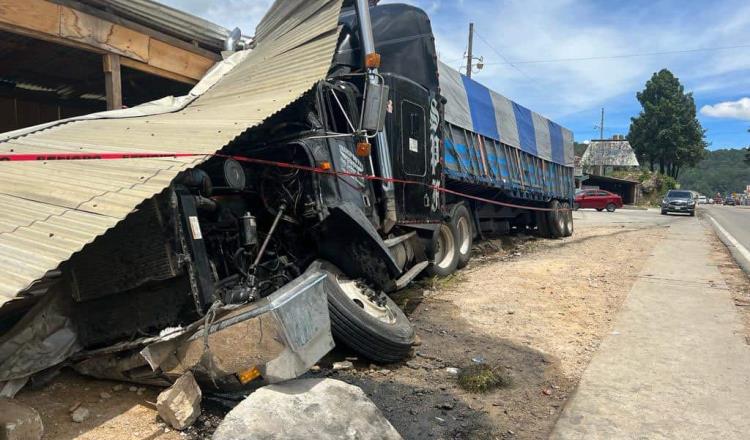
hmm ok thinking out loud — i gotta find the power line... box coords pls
[482,43,750,66]
[474,31,534,81]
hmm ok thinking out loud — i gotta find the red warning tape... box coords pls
[0,151,569,212]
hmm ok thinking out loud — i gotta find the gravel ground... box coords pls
[13,212,673,439]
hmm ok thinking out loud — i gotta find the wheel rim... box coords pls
[555,204,564,230]
[337,276,396,324]
[456,216,471,255]
[435,223,456,269]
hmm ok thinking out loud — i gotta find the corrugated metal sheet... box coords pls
[0,0,343,306]
[78,0,245,51]
[581,140,640,167]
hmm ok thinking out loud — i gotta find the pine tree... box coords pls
[627,69,707,178]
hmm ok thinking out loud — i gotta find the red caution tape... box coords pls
[0,151,569,212]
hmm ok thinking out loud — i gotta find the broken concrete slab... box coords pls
[212,378,402,440]
[0,398,44,440]
[156,372,202,430]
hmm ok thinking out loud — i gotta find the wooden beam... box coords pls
[0,0,216,82]
[103,53,122,110]
[120,57,197,85]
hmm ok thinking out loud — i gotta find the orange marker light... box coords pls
[356,142,372,157]
[319,161,332,171]
[237,366,262,384]
[365,52,381,69]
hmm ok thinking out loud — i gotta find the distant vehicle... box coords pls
[714,196,723,205]
[574,189,623,212]
[708,198,715,204]
[661,190,696,216]
[697,195,708,204]
[724,197,736,206]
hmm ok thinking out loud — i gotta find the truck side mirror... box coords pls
[360,83,389,133]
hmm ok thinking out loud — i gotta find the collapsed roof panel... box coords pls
[0,0,344,308]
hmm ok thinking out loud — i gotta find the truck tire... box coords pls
[425,221,460,277]
[319,261,415,363]
[535,210,552,238]
[450,204,473,269]
[548,200,565,238]
[561,202,574,237]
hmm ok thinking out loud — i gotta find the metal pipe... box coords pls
[253,204,286,267]
[354,0,397,232]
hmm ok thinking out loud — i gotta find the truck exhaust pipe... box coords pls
[354,0,397,233]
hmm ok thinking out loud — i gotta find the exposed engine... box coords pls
[183,154,319,307]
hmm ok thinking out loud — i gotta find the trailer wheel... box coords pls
[548,200,566,238]
[319,261,415,363]
[425,221,460,277]
[561,202,574,237]
[535,210,552,238]
[450,204,473,269]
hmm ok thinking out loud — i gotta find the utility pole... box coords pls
[599,108,605,140]
[466,22,474,78]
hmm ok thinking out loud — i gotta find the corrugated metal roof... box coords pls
[0,0,343,307]
[78,0,247,51]
[581,140,640,167]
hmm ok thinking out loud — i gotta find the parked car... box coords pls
[724,197,736,206]
[574,189,623,212]
[661,190,696,216]
[696,195,708,204]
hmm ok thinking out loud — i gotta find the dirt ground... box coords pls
[14,214,673,440]
[701,216,750,345]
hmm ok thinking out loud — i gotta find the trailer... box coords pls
[0,0,575,393]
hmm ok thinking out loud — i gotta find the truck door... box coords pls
[386,76,441,223]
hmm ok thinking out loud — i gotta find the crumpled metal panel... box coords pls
[0,0,343,307]
[581,140,640,167]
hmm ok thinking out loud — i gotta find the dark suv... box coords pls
[661,190,696,216]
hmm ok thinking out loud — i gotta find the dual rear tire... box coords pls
[425,204,473,277]
[537,200,573,238]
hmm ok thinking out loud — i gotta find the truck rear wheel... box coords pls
[450,204,473,269]
[319,261,415,363]
[535,210,552,238]
[548,200,565,238]
[425,221,459,277]
[561,202,574,237]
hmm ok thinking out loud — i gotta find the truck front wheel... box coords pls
[425,221,460,277]
[319,261,415,363]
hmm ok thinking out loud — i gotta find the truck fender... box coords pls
[315,202,402,292]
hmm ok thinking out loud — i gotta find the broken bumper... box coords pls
[76,264,335,388]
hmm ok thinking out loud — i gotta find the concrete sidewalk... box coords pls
[552,218,750,439]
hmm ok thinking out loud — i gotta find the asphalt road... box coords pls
[703,205,750,272]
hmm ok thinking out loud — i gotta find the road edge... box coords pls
[707,215,750,275]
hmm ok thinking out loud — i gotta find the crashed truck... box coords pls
[0,0,575,394]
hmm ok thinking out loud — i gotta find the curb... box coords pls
[707,215,750,275]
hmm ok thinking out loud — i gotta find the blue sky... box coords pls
[162,0,750,150]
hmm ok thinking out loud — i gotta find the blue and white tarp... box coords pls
[438,61,574,167]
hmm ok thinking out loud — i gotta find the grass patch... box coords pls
[457,364,512,393]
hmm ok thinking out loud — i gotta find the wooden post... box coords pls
[103,53,122,110]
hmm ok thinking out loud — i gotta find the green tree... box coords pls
[745,128,750,166]
[627,69,707,178]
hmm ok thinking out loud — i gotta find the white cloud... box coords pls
[700,98,750,120]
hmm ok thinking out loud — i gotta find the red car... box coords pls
[574,189,623,212]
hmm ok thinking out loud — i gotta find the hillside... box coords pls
[678,148,750,196]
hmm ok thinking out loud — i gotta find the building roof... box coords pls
[77,0,249,52]
[581,139,640,167]
[0,0,343,308]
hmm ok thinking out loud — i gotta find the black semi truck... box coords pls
[0,0,575,390]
